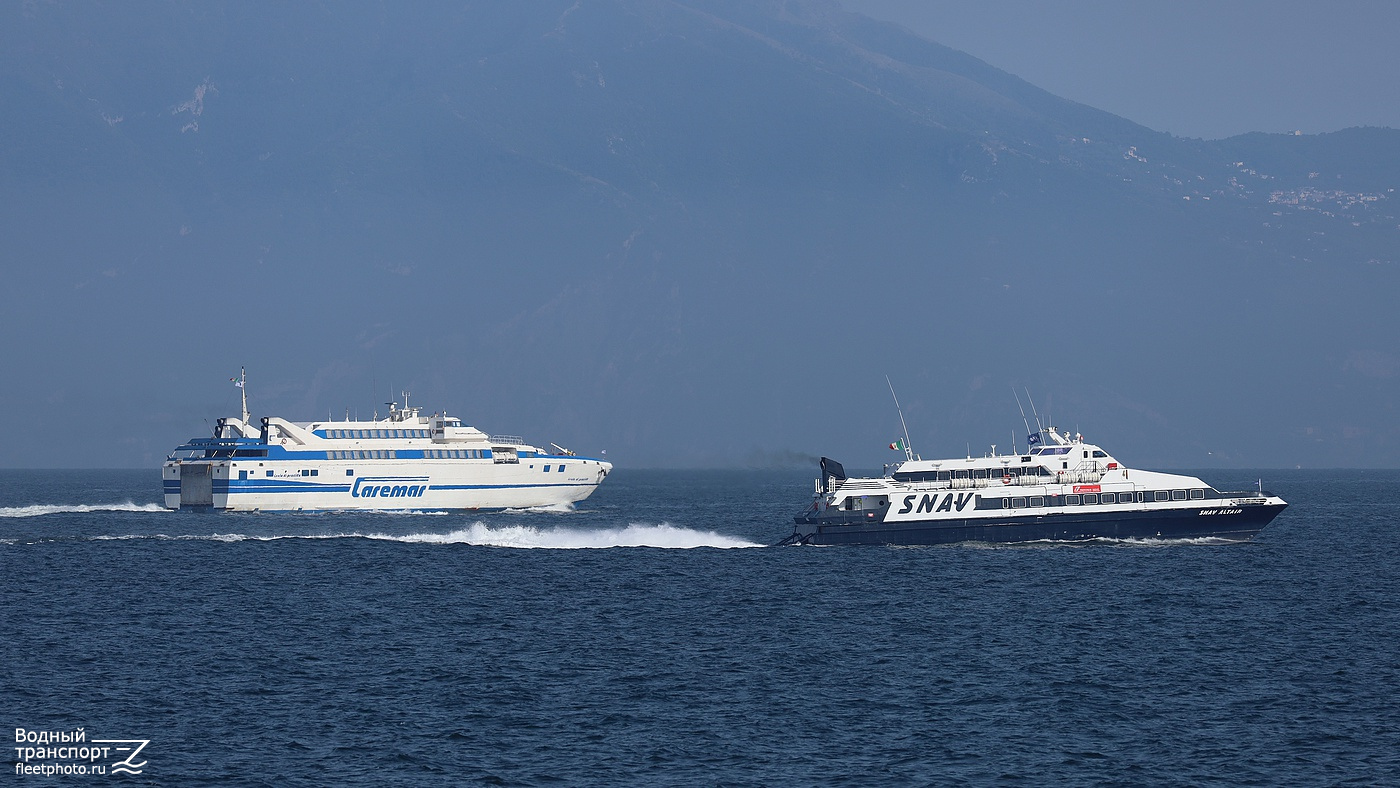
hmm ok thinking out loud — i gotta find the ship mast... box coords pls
[238,366,250,426]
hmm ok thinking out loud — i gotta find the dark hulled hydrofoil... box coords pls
[788,427,1286,546]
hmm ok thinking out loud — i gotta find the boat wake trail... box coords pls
[0,502,169,518]
[1089,536,1241,547]
[82,523,762,549]
[501,503,577,514]
[374,522,760,548]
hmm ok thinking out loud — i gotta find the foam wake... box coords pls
[88,523,762,549]
[1090,536,1241,547]
[371,522,761,548]
[501,503,577,514]
[0,502,169,518]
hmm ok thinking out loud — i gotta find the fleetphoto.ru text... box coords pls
[14,728,150,777]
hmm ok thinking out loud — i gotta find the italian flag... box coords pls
[889,439,906,451]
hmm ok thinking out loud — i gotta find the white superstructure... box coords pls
[163,377,610,511]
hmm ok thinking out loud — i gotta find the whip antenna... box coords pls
[1013,388,1032,438]
[886,376,915,461]
[1025,388,1044,433]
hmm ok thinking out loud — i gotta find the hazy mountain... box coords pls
[2,0,1398,469]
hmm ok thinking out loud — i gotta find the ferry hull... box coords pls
[792,503,1286,546]
[163,459,610,512]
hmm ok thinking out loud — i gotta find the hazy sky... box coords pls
[840,0,1400,139]
[2,2,1397,469]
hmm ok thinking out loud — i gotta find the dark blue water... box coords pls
[4,469,1398,785]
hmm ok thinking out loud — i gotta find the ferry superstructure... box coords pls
[788,426,1286,546]
[163,375,610,512]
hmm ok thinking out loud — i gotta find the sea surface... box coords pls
[3,468,1398,786]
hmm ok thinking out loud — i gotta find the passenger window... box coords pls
[1172,490,1186,500]
[1191,489,1205,499]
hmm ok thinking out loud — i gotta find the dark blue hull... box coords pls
[791,503,1286,546]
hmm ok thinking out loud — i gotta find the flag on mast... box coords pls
[230,377,244,388]
[889,439,906,451]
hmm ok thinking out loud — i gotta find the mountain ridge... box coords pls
[1,0,1397,469]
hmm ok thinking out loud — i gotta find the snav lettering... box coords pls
[898,493,974,516]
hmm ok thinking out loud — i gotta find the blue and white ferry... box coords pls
[163,371,611,511]
[788,425,1286,546]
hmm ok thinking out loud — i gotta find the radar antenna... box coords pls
[886,375,915,462]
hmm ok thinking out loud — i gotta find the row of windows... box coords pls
[1004,496,1048,508]
[238,469,319,479]
[329,450,397,460]
[1029,447,1110,459]
[428,449,488,459]
[1157,489,1203,501]
[206,448,268,458]
[1070,493,1134,505]
[326,428,431,439]
[324,449,496,460]
[1003,493,1131,508]
[999,489,1206,508]
[896,466,1052,483]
